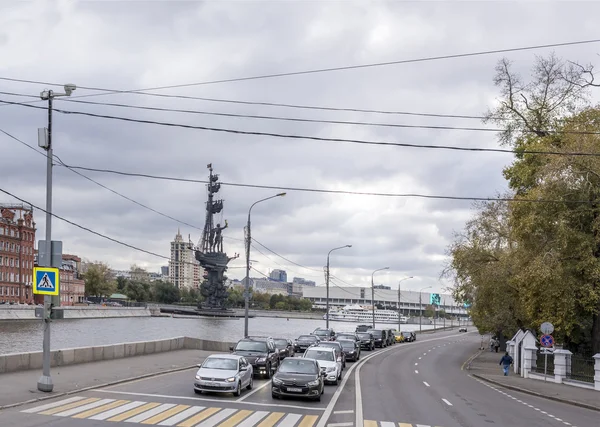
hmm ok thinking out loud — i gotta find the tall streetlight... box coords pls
[419,285,432,333]
[325,245,352,328]
[37,84,76,393]
[371,267,389,329]
[397,276,414,332]
[244,193,286,338]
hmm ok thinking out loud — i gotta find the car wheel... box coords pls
[233,381,242,397]
[333,376,339,385]
[194,389,202,395]
[272,392,279,399]
[265,363,271,379]
[246,376,253,390]
[315,394,321,402]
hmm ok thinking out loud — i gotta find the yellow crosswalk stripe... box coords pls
[217,409,253,427]
[398,424,412,427]
[108,402,162,422]
[72,400,130,419]
[298,415,319,427]
[257,412,285,427]
[364,421,379,427]
[142,405,191,425]
[177,407,221,427]
[39,398,100,415]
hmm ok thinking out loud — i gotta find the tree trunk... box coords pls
[592,300,600,354]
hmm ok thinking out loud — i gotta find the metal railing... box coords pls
[533,349,554,376]
[567,355,595,383]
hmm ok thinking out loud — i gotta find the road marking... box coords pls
[414,370,419,374]
[415,363,418,366]
[235,411,269,427]
[142,404,191,424]
[278,413,302,427]
[195,407,236,427]
[157,406,205,426]
[364,421,378,427]
[93,389,323,411]
[90,401,147,420]
[423,353,427,355]
[333,410,354,414]
[217,409,253,427]
[442,398,453,406]
[418,357,422,360]
[54,399,115,417]
[177,407,221,427]
[72,399,129,419]
[257,411,285,427]
[237,380,271,402]
[21,396,86,413]
[125,403,177,423]
[298,415,319,427]
[108,402,162,422]
[423,381,430,387]
[328,423,353,427]
[39,397,100,415]
[380,422,395,427]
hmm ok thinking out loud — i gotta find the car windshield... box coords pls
[202,358,238,370]
[369,330,382,337]
[338,334,354,339]
[313,330,328,336]
[402,332,411,336]
[338,340,355,350]
[274,339,288,347]
[235,341,268,352]
[304,349,335,361]
[319,343,340,350]
[298,335,316,341]
[278,359,318,374]
[358,333,371,339]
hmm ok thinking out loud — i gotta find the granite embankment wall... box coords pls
[0,336,235,374]
[0,306,152,320]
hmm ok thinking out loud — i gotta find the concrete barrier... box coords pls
[0,336,233,374]
[0,306,152,320]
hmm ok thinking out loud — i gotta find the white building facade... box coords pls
[169,230,201,289]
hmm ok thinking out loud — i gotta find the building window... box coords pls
[16,287,19,296]
[10,258,13,267]
[15,259,19,268]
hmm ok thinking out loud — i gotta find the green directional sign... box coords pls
[430,293,441,306]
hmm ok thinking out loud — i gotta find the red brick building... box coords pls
[0,204,36,304]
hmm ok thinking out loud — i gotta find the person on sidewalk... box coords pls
[494,339,500,353]
[499,351,513,376]
[490,337,497,352]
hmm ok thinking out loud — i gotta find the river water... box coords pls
[0,316,437,355]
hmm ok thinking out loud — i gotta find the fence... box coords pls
[533,349,554,376]
[567,354,595,384]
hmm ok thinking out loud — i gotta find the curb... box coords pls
[0,364,197,411]
[461,349,483,371]
[471,373,600,413]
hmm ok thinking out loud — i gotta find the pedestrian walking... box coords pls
[489,337,496,352]
[494,339,500,353]
[499,351,513,376]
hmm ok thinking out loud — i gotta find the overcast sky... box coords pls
[2,1,599,293]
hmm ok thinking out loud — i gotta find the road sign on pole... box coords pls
[540,322,554,335]
[33,267,60,296]
[540,334,554,348]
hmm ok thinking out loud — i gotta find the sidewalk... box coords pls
[469,349,600,412]
[0,349,213,409]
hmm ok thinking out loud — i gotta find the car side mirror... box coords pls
[240,366,248,371]
[321,371,327,377]
[197,364,203,368]
[229,346,234,352]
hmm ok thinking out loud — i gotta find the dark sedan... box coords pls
[271,358,325,401]
[338,339,360,362]
[274,338,294,359]
[367,329,387,347]
[357,332,375,351]
[294,335,320,352]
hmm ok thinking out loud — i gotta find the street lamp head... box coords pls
[64,84,77,96]
[276,192,286,197]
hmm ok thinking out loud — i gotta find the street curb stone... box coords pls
[0,364,197,411]
[471,373,600,413]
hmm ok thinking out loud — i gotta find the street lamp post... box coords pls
[325,245,352,329]
[37,84,76,393]
[419,285,432,333]
[371,267,389,329]
[397,276,414,332]
[244,193,286,338]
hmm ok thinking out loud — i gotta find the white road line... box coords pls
[126,403,177,423]
[442,398,453,406]
[158,406,206,426]
[423,381,430,387]
[236,379,270,401]
[414,370,419,374]
[90,401,147,421]
[196,408,237,427]
[234,410,269,427]
[328,423,354,427]
[381,422,395,427]
[333,410,354,414]
[21,396,86,413]
[423,353,427,356]
[54,399,115,417]
[418,357,422,360]
[415,363,418,366]
[278,413,302,427]
[93,390,322,411]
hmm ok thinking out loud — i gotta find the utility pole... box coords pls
[397,276,413,332]
[418,285,431,333]
[325,245,352,329]
[37,84,76,392]
[371,267,389,329]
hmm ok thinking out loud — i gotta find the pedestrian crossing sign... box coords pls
[33,267,60,296]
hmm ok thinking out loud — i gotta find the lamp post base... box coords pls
[37,374,54,392]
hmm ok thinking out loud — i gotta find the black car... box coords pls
[312,328,336,341]
[337,339,360,362]
[401,331,415,342]
[274,338,294,359]
[355,324,372,333]
[230,337,280,378]
[367,329,387,347]
[387,329,396,346]
[271,357,325,401]
[335,333,360,345]
[316,341,346,368]
[356,332,375,351]
[294,335,321,352]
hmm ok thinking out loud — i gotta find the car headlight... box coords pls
[272,378,283,385]
[307,379,320,386]
[256,357,266,363]
[195,375,200,380]
[326,367,335,372]
[226,377,236,382]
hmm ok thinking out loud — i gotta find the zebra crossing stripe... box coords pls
[157,406,206,426]
[21,396,86,413]
[89,401,147,420]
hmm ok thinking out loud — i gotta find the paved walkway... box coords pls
[469,348,600,411]
[0,349,213,409]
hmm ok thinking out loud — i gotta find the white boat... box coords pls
[325,305,408,324]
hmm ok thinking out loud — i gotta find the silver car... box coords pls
[302,346,343,385]
[194,354,253,396]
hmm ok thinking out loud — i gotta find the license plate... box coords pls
[209,382,219,387]
[287,387,302,392]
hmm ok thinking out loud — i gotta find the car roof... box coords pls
[306,346,336,352]
[239,337,270,342]
[206,354,243,360]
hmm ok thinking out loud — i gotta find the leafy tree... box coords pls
[125,280,151,302]
[116,276,128,291]
[152,281,180,304]
[423,309,435,319]
[275,301,287,310]
[83,262,116,297]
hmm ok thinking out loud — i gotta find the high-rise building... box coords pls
[0,204,36,304]
[169,229,200,289]
[161,266,169,277]
[269,269,287,282]
[293,277,316,287]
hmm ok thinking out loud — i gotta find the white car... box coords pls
[194,354,253,396]
[302,346,342,385]
[459,327,467,332]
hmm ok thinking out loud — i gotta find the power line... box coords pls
[55,164,595,204]
[2,38,599,95]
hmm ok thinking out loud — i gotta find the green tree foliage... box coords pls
[152,280,180,304]
[83,262,116,297]
[125,280,152,302]
[116,276,128,291]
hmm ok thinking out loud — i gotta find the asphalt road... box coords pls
[2,329,597,427]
